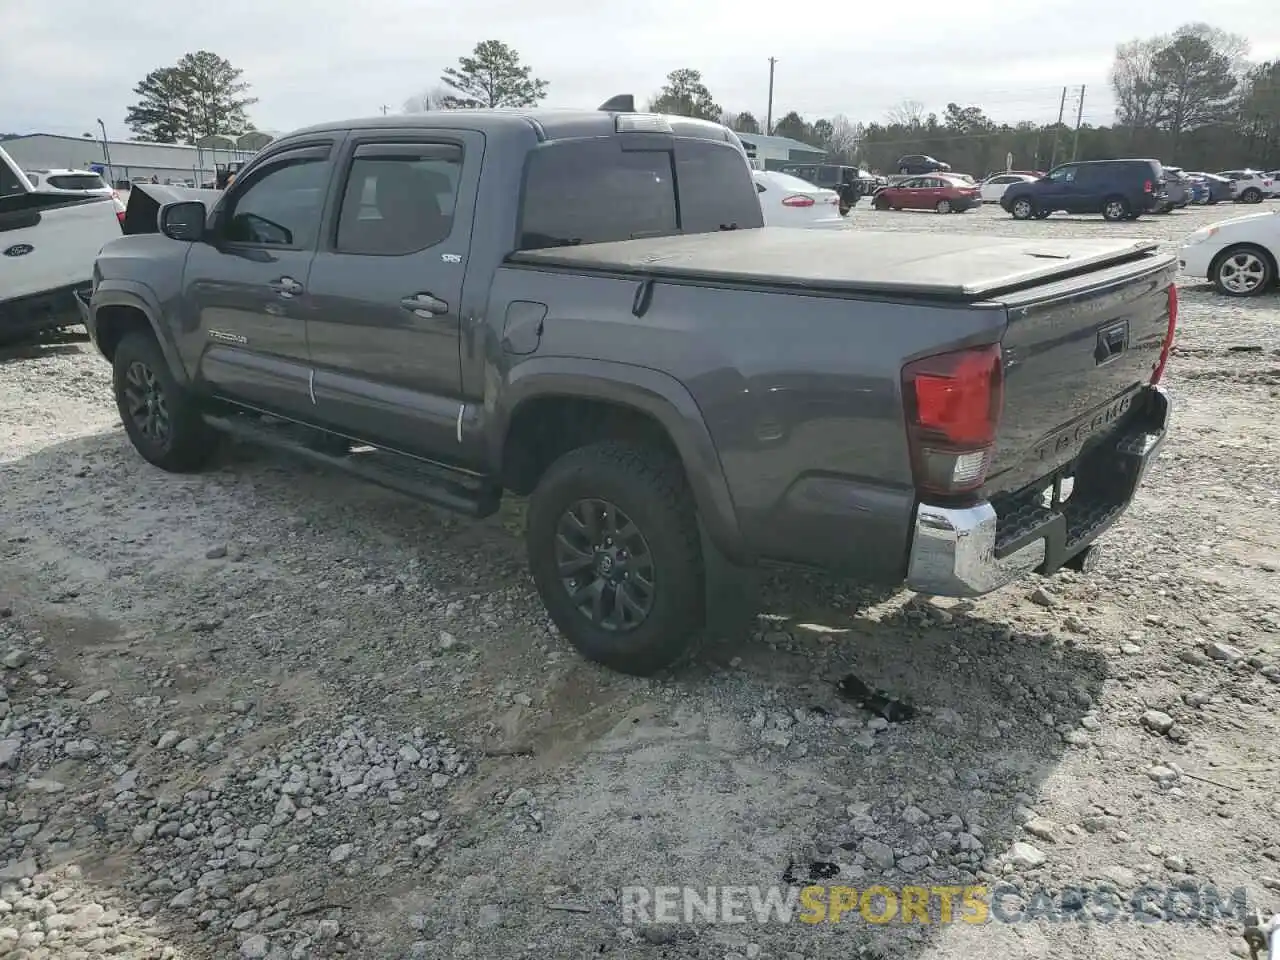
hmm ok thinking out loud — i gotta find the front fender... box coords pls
[90,279,188,384]
[490,356,748,564]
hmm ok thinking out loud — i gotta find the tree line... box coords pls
[124,25,1280,174]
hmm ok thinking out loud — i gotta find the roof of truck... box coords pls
[287,108,743,147]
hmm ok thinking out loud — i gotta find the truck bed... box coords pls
[509,228,1165,301]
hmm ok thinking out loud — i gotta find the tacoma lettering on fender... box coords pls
[79,98,1175,676]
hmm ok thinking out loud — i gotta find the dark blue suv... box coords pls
[1000,159,1166,222]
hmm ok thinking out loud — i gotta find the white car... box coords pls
[1179,209,1280,297]
[752,170,845,228]
[978,172,1037,204]
[1217,170,1274,203]
[26,168,126,222]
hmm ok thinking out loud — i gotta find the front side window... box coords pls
[0,162,25,198]
[518,140,676,249]
[337,146,462,255]
[1048,166,1077,183]
[223,158,328,247]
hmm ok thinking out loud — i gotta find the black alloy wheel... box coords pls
[122,359,171,448]
[554,498,655,632]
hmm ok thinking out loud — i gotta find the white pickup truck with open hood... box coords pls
[0,142,123,343]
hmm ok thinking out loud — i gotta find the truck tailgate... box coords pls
[1,196,121,303]
[985,254,1176,496]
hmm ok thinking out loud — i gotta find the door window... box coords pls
[0,161,24,198]
[337,146,463,255]
[222,158,329,248]
[1047,166,1078,183]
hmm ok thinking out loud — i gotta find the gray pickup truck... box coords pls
[79,101,1176,675]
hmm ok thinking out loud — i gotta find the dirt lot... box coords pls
[1,203,1278,960]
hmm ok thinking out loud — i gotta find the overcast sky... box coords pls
[3,0,1278,140]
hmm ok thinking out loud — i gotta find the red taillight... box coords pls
[781,195,815,207]
[1151,285,1177,385]
[1143,180,1153,193]
[902,344,1004,495]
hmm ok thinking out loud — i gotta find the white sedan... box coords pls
[1179,209,1280,297]
[978,172,1037,204]
[752,170,845,228]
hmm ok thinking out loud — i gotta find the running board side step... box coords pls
[204,414,501,519]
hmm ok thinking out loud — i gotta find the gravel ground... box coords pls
[1,203,1278,960]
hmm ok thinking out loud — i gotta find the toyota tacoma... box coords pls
[78,100,1176,675]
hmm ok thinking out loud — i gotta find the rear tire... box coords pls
[1010,197,1036,220]
[112,331,218,472]
[526,441,704,676]
[1101,196,1130,221]
[1211,244,1275,298]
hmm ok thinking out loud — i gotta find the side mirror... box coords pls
[159,201,206,242]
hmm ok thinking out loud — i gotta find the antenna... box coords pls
[597,94,636,112]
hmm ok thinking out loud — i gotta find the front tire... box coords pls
[1211,244,1275,298]
[935,199,952,214]
[873,196,890,211]
[1102,196,1130,221]
[112,331,218,472]
[1242,187,1263,204]
[526,441,704,676]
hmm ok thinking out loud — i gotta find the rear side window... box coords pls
[47,174,106,190]
[675,140,764,232]
[337,145,462,255]
[519,140,676,249]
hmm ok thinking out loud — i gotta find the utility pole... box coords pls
[766,58,777,136]
[1048,86,1067,169]
[379,104,390,116]
[1071,84,1086,160]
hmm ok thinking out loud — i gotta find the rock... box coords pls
[174,738,201,755]
[1120,643,1142,655]
[155,731,182,750]
[0,738,21,768]
[438,632,458,650]
[1023,818,1060,843]
[328,843,354,864]
[1029,587,1057,608]
[83,689,111,705]
[205,545,229,560]
[901,805,930,826]
[1080,716,1101,731]
[1008,843,1046,869]
[1260,877,1280,892]
[1184,691,1211,708]
[64,739,100,759]
[316,919,340,940]
[860,839,896,870]
[505,788,533,808]
[0,859,38,881]
[240,934,270,958]
[639,925,678,945]
[1141,710,1175,734]
[1206,642,1244,662]
[169,889,196,909]
[1164,855,1188,873]
[1,650,28,670]
[1100,865,1135,887]
[231,910,258,931]
[1147,765,1179,783]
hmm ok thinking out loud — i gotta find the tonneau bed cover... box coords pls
[509,229,1166,301]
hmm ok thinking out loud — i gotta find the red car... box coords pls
[872,174,982,213]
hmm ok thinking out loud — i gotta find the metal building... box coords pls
[737,133,826,164]
[0,131,276,187]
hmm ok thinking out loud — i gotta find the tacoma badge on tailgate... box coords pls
[1032,389,1137,462]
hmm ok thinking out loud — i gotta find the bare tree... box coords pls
[1175,22,1249,74]
[402,86,451,113]
[886,99,924,128]
[1110,37,1165,129]
[826,114,862,159]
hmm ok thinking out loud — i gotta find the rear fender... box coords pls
[91,280,188,384]
[491,357,748,563]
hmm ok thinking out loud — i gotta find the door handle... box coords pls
[270,276,304,297]
[401,293,448,317]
